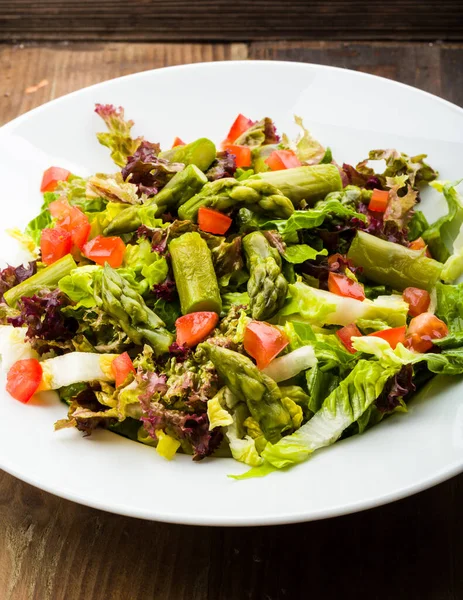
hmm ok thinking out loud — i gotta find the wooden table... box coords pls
[1,41,463,599]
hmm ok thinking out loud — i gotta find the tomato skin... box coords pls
[403,287,431,317]
[409,237,432,258]
[224,113,254,145]
[336,323,362,354]
[265,150,302,171]
[369,189,389,213]
[405,313,449,353]
[82,235,126,268]
[222,144,251,168]
[49,200,90,250]
[172,136,185,148]
[368,326,407,350]
[175,312,219,347]
[111,352,136,387]
[40,167,71,193]
[6,359,43,403]
[198,207,232,235]
[243,321,289,370]
[40,227,72,265]
[328,272,365,301]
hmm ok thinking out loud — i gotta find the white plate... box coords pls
[0,61,462,526]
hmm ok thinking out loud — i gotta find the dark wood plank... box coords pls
[0,42,247,126]
[0,1,462,42]
[1,469,463,600]
[249,41,463,107]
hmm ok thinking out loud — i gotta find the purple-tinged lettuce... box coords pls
[0,262,36,303]
[9,289,77,354]
[121,141,183,196]
[95,104,144,168]
[205,150,237,181]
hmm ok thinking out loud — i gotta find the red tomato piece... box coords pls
[172,136,185,148]
[224,113,254,145]
[243,321,289,370]
[405,312,449,353]
[409,237,432,258]
[336,323,362,354]
[368,189,389,213]
[49,200,90,250]
[111,352,136,388]
[48,198,71,219]
[403,287,431,317]
[6,359,43,403]
[40,167,71,193]
[265,150,302,171]
[368,326,407,350]
[223,144,251,168]
[82,235,126,268]
[328,272,365,301]
[198,207,232,235]
[40,227,72,265]
[176,312,219,347]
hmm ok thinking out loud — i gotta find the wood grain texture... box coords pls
[1,41,463,600]
[0,43,247,126]
[1,469,463,600]
[249,41,463,108]
[0,1,463,42]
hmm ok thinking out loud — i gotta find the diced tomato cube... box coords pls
[111,352,136,387]
[175,312,219,347]
[82,235,126,268]
[40,167,71,193]
[6,359,43,403]
[222,144,251,168]
[243,321,289,370]
[224,113,254,145]
[368,326,407,350]
[265,150,301,171]
[403,287,431,317]
[405,313,449,353]
[172,136,185,148]
[40,227,72,265]
[336,323,362,354]
[198,207,232,235]
[368,189,389,213]
[328,272,365,301]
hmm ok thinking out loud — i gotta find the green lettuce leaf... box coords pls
[281,116,325,164]
[422,180,463,267]
[24,192,57,245]
[95,104,143,168]
[58,265,101,308]
[279,282,408,328]
[283,244,327,264]
[261,360,398,469]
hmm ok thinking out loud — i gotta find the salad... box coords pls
[1,105,463,479]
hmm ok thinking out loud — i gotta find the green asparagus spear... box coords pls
[94,264,173,354]
[200,343,293,444]
[4,254,77,307]
[178,178,294,222]
[151,164,208,215]
[158,138,217,172]
[104,164,208,235]
[103,205,141,235]
[347,230,444,292]
[169,232,222,314]
[243,231,288,320]
[250,164,343,206]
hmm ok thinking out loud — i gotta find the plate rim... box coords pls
[1,59,463,526]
